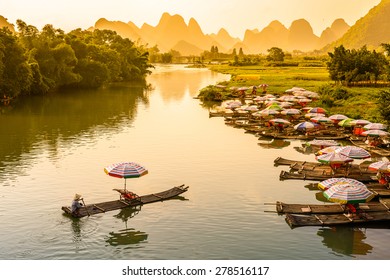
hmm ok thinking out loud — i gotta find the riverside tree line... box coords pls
[0,21,152,99]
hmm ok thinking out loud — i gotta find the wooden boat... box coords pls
[285,211,390,228]
[279,170,376,182]
[261,132,349,140]
[349,139,390,157]
[62,185,189,218]
[273,201,389,214]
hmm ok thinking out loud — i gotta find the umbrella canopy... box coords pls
[363,123,387,131]
[337,146,371,159]
[315,146,342,156]
[308,107,327,114]
[361,130,389,137]
[338,118,355,127]
[255,109,280,117]
[316,152,353,164]
[350,119,371,126]
[104,162,148,190]
[368,161,390,172]
[305,112,325,119]
[294,121,318,131]
[323,183,375,204]
[269,118,291,125]
[266,103,283,111]
[329,114,348,123]
[281,108,301,115]
[318,177,367,190]
[310,116,332,124]
[307,139,340,147]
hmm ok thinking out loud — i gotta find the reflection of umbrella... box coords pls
[104,162,148,190]
[323,183,375,204]
[258,139,290,149]
[338,146,371,159]
[361,130,389,137]
[317,227,373,256]
[294,121,318,131]
[318,177,367,190]
[363,123,387,130]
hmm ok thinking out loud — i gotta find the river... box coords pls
[0,64,389,260]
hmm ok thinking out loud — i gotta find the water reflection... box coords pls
[0,84,148,182]
[258,139,291,149]
[105,206,148,246]
[318,227,373,257]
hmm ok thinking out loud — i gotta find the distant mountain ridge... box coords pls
[93,13,351,55]
[323,0,390,51]
[2,1,389,55]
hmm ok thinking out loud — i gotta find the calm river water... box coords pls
[1,64,390,260]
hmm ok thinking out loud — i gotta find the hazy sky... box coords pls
[3,0,382,39]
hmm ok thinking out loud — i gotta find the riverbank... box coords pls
[201,64,385,122]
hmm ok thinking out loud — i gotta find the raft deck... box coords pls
[62,185,189,218]
[285,211,390,228]
[279,170,376,183]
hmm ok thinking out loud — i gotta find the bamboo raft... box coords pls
[285,211,390,228]
[62,185,189,218]
[273,201,389,214]
[279,170,376,182]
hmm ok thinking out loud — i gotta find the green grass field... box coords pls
[205,64,386,122]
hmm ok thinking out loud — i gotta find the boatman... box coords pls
[71,194,83,216]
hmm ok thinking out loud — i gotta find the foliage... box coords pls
[0,21,152,98]
[377,89,390,123]
[327,45,389,86]
[267,47,285,62]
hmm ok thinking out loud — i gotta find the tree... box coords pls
[377,89,390,123]
[0,27,32,97]
[239,47,244,57]
[267,47,285,62]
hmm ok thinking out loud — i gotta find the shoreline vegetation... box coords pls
[198,63,389,123]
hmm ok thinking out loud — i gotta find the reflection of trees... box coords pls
[0,84,148,180]
[105,206,148,246]
[317,227,373,257]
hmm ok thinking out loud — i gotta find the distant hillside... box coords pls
[323,0,390,51]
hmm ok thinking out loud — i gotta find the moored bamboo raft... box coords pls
[62,185,189,218]
[279,170,376,182]
[285,211,390,228]
[274,201,389,214]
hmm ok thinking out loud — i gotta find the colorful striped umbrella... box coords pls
[329,114,348,122]
[310,116,332,124]
[294,121,318,131]
[269,118,291,126]
[363,123,387,131]
[337,146,371,159]
[315,146,342,156]
[307,139,340,147]
[361,130,389,137]
[350,119,371,126]
[308,107,327,114]
[323,183,375,204]
[368,161,390,172]
[338,118,355,127]
[318,177,367,190]
[316,152,353,164]
[281,108,301,115]
[104,162,148,190]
